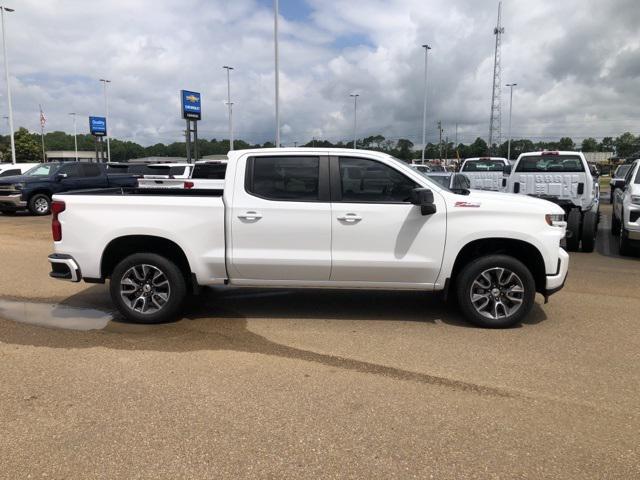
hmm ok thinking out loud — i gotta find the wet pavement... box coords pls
[0,205,639,479]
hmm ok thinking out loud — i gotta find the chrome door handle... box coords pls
[337,213,362,222]
[238,211,262,220]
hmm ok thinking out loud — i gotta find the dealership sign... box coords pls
[181,90,202,120]
[89,116,107,136]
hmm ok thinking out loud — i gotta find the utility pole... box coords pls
[438,121,443,161]
[350,93,359,149]
[39,104,45,162]
[69,113,78,162]
[488,1,505,155]
[223,65,234,150]
[0,6,16,164]
[99,78,111,162]
[506,83,517,160]
[421,44,431,164]
[273,0,280,147]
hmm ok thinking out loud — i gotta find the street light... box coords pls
[273,0,280,147]
[506,83,517,161]
[99,78,111,162]
[223,66,234,151]
[421,44,431,164]
[68,113,78,162]
[0,6,16,164]
[350,93,359,149]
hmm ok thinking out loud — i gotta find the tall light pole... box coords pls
[1,6,16,164]
[68,112,78,162]
[350,93,359,149]
[223,66,234,151]
[99,78,111,162]
[273,0,280,147]
[506,83,517,160]
[421,44,431,164]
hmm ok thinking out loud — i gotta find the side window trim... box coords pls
[330,156,417,204]
[243,155,330,203]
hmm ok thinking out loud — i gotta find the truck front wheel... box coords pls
[110,253,187,324]
[28,193,51,215]
[456,255,536,328]
[565,209,581,251]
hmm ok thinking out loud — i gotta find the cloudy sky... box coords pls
[2,0,639,146]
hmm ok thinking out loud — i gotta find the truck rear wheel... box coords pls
[28,193,51,216]
[611,212,621,236]
[456,255,536,328]
[565,210,581,251]
[110,253,187,324]
[619,225,635,257]
[581,211,598,253]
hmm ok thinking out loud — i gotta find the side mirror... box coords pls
[54,173,68,182]
[452,174,471,191]
[410,188,437,215]
[503,164,512,175]
[618,179,627,190]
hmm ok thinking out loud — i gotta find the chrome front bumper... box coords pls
[0,193,26,208]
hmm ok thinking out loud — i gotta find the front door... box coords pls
[330,156,446,286]
[229,154,332,282]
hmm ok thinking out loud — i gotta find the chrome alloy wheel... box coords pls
[120,264,171,314]
[469,267,525,320]
[34,197,49,214]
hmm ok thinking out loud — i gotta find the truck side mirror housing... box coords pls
[410,188,437,215]
[54,173,68,182]
[503,164,512,175]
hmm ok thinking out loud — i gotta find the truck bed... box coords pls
[59,186,224,197]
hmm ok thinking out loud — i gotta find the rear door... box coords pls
[229,154,332,282]
[329,156,446,286]
[58,163,107,191]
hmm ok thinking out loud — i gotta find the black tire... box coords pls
[581,211,598,253]
[565,209,581,251]
[609,187,615,204]
[456,255,536,329]
[611,211,621,236]
[619,224,634,257]
[28,193,51,216]
[110,253,187,324]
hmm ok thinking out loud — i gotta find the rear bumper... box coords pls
[0,193,26,208]
[48,254,81,282]
[545,248,569,295]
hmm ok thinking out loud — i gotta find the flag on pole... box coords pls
[39,105,47,128]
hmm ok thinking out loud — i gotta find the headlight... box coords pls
[12,183,25,191]
[545,213,566,227]
[631,195,640,205]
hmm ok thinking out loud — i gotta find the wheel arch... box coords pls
[448,238,547,294]
[100,235,192,285]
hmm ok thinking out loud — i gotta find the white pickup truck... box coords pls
[48,148,569,328]
[459,157,511,192]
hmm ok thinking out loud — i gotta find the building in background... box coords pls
[46,151,96,162]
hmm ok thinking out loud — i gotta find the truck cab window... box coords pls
[81,164,102,177]
[339,157,417,203]
[59,163,83,178]
[247,156,320,201]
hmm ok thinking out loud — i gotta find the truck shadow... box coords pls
[0,286,547,397]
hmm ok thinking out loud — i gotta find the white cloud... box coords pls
[0,0,637,147]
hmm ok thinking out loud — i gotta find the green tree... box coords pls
[599,137,614,152]
[468,137,489,157]
[581,137,598,152]
[558,137,575,150]
[396,139,414,161]
[15,127,41,161]
[614,132,638,158]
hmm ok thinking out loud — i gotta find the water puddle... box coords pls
[0,299,112,331]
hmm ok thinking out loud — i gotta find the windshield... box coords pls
[462,159,505,172]
[24,164,61,176]
[635,165,640,184]
[516,155,585,173]
[614,165,631,178]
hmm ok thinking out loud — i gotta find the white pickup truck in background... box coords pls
[459,157,511,192]
[48,148,569,328]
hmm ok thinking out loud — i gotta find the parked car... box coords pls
[137,160,227,189]
[611,159,640,255]
[0,162,38,178]
[48,148,568,329]
[507,151,599,252]
[0,162,137,215]
[460,157,511,192]
[609,164,632,203]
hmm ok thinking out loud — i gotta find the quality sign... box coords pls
[89,116,107,136]
[181,90,202,120]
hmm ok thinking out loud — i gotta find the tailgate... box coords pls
[514,173,587,201]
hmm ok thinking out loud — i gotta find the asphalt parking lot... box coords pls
[0,205,639,479]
